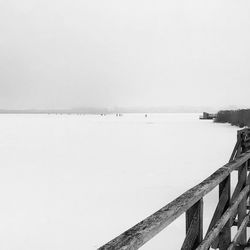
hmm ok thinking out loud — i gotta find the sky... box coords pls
[0,0,250,110]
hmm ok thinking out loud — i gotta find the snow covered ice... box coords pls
[0,113,238,249]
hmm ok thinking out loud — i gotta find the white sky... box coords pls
[0,0,250,110]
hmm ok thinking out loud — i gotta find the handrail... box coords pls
[98,150,250,250]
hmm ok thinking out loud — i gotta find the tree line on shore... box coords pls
[214,109,250,127]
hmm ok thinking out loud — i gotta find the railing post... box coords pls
[247,159,250,204]
[182,199,203,250]
[237,162,247,245]
[236,129,248,246]
[218,175,231,250]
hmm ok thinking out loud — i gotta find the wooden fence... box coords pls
[98,128,250,250]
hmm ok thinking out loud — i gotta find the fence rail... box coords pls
[98,128,250,250]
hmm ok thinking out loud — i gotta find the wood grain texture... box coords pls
[229,171,250,228]
[182,199,203,250]
[218,176,231,250]
[237,163,247,244]
[207,177,230,249]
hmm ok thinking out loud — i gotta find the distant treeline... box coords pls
[215,109,250,127]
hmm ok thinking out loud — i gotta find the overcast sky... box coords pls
[0,0,250,110]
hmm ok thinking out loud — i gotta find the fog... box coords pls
[0,1,250,110]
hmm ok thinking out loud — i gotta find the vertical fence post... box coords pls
[218,175,231,250]
[247,159,250,204]
[183,199,203,250]
[237,162,247,245]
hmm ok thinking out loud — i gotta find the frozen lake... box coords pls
[0,113,239,249]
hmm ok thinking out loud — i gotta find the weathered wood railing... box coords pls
[99,128,250,250]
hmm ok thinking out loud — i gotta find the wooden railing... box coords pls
[98,128,250,250]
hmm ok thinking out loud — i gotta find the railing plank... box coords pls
[98,151,250,250]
